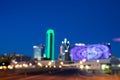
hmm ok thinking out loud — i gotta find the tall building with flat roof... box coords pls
[33,46,41,60]
[33,44,45,60]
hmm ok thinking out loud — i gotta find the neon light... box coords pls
[70,44,111,61]
[46,29,54,60]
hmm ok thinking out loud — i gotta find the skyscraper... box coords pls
[46,29,55,60]
[33,46,41,60]
[33,44,45,60]
[60,38,71,61]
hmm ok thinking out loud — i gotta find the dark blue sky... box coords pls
[0,0,120,59]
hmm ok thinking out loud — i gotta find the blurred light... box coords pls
[101,64,109,70]
[19,64,22,68]
[2,63,5,65]
[113,38,120,42]
[33,46,39,48]
[8,65,13,69]
[15,64,19,68]
[82,59,86,62]
[45,65,48,68]
[53,65,56,68]
[37,62,42,67]
[23,64,28,68]
[107,43,110,45]
[59,65,62,68]
[65,50,68,52]
[79,61,83,64]
[2,66,7,70]
[80,65,84,69]
[96,60,100,63]
[75,43,85,46]
[60,62,64,65]
[118,64,120,67]
[85,65,90,70]
[48,61,52,66]
[0,66,2,69]
[29,63,32,66]
[51,60,55,62]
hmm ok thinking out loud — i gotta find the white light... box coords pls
[37,62,42,67]
[75,43,85,46]
[23,64,28,68]
[48,61,52,66]
[118,64,120,67]
[51,60,54,62]
[45,65,48,68]
[79,61,83,64]
[8,65,13,69]
[19,64,22,68]
[107,43,110,45]
[96,60,100,63]
[85,65,90,70]
[65,50,68,52]
[80,65,84,69]
[15,64,19,68]
[101,64,109,70]
[82,59,86,62]
[0,66,2,69]
[29,63,32,66]
[67,41,69,44]
[33,46,38,48]
[53,65,56,68]
[59,65,62,68]
[64,38,67,43]
[60,62,64,65]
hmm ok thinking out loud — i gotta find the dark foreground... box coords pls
[0,68,120,80]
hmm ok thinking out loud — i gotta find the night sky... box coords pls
[0,0,120,59]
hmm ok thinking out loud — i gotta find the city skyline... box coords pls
[0,0,120,59]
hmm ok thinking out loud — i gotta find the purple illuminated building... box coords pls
[70,44,111,61]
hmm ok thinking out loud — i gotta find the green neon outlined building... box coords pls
[46,29,55,60]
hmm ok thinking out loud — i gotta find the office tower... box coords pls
[33,46,41,60]
[46,29,55,60]
[40,44,45,58]
[61,38,71,61]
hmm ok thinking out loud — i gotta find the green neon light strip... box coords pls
[46,29,54,60]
